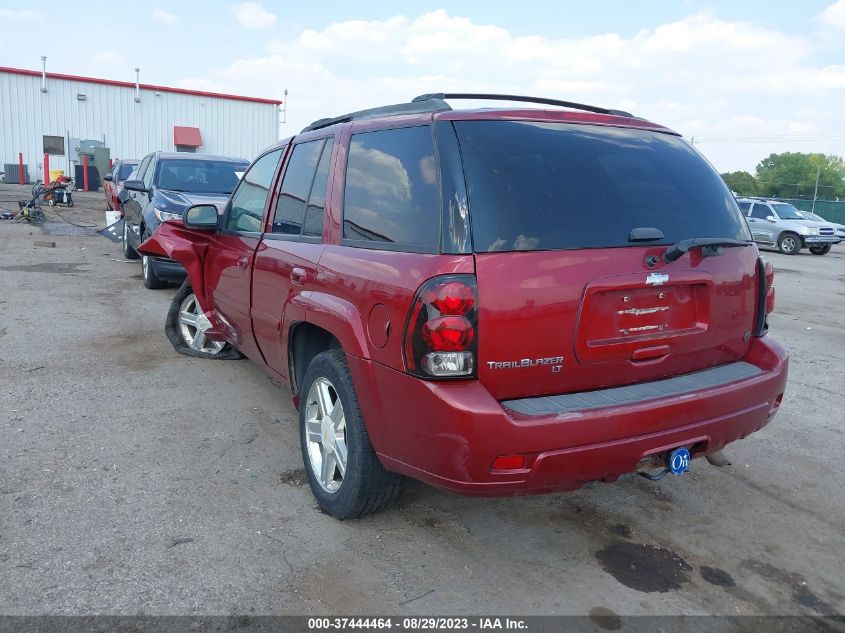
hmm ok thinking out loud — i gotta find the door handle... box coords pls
[291,267,306,286]
[238,255,250,270]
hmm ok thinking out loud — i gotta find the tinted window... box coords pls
[225,149,283,233]
[749,204,771,219]
[454,121,750,251]
[343,126,439,247]
[737,201,752,214]
[156,158,249,194]
[304,138,334,237]
[117,163,136,181]
[272,140,325,235]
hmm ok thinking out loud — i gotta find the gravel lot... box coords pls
[1,184,843,617]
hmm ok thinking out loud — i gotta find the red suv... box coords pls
[140,93,788,519]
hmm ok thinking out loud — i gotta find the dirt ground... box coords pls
[0,184,843,617]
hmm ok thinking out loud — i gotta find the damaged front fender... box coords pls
[138,221,215,316]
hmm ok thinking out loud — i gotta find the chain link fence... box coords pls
[777,199,845,224]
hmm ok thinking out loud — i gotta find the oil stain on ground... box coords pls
[596,541,692,593]
[742,559,839,615]
[611,524,632,539]
[700,565,736,587]
[588,607,623,631]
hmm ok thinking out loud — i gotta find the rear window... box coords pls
[155,159,249,195]
[454,121,750,252]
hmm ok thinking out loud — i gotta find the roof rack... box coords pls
[301,92,634,133]
[412,93,633,117]
[301,98,451,133]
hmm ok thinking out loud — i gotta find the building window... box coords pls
[175,145,197,153]
[43,136,65,156]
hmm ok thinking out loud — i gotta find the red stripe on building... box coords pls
[0,66,282,106]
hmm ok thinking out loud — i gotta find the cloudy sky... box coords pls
[2,0,844,172]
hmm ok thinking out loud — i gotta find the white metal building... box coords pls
[0,65,282,184]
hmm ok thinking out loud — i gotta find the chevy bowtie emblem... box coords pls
[646,272,669,286]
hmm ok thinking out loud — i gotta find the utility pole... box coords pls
[278,89,288,140]
[812,163,821,213]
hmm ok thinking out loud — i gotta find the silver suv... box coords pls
[736,197,841,255]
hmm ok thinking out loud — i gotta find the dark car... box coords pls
[103,159,139,211]
[122,152,249,288]
[140,93,787,519]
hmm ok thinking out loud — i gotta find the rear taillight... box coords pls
[753,256,774,337]
[764,259,775,315]
[404,275,477,378]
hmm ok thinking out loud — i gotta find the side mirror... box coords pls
[184,204,219,230]
[766,216,777,222]
[103,175,114,182]
[123,179,147,192]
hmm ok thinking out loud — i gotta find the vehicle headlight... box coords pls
[805,227,819,236]
[154,207,183,222]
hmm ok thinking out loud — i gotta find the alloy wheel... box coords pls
[303,377,348,493]
[177,293,225,355]
[781,236,798,253]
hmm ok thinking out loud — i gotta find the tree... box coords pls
[721,171,758,196]
[754,152,845,199]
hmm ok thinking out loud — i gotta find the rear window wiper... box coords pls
[663,238,751,263]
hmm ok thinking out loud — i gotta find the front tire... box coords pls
[299,349,403,519]
[141,253,168,289]
[165,281,243,359]
[122,220,139,260]
[809,244,831,256]
[778,232,801,255]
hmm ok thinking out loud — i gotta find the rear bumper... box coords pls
[349,336,788,496]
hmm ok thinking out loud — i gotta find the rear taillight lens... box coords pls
[753,256,774,337]
[404,275,477,378]
[764,259,775,314]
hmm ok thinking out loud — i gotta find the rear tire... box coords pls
[299,349,403,519]
[809,244,831,256]
[122,220,139,260]
[777,232,801,255]
[165,281,244,359]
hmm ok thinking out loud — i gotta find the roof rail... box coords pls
[301,98,451,133]
[413,93,633,117]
